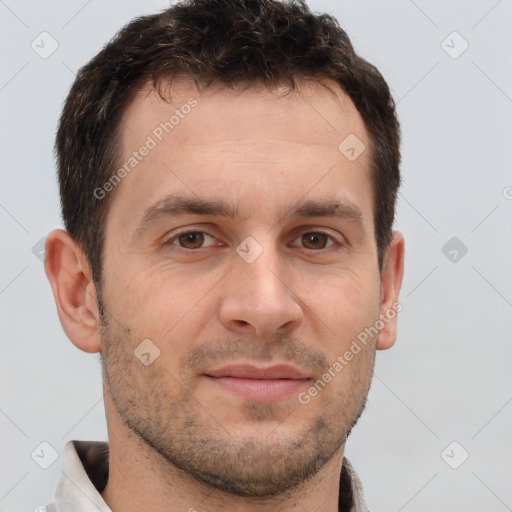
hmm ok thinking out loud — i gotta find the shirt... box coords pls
[37,440,370,512]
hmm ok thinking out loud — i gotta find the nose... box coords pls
[218,241,304,338]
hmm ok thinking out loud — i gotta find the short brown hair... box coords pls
[55,0,401,287]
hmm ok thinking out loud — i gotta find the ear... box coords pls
[44,229,102,353]
[376,230,405,350]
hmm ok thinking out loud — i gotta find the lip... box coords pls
[203,364,310,401]
[204,364,308,379]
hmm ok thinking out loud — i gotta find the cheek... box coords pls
[304,267,381,336]
[102,263,218,361]
[317,275,380,396]
[104,257,186,316]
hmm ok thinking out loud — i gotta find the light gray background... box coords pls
[1,0,511,510]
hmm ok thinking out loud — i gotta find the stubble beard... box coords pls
[98,304,375,498]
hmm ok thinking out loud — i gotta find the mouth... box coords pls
[203,364,311,401]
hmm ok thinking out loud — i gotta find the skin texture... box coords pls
[45,77,404,512]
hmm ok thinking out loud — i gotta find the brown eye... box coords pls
[301,232,331,250]
[176,231,206,249]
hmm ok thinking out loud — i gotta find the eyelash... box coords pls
[165,229,343,252]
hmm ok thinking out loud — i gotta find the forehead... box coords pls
[108,76,372,236]
[120,77,367,154]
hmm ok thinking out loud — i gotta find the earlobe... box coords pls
[44,229,102,353]
[376,231,405,351]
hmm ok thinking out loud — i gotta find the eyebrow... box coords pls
[134,194,364,236]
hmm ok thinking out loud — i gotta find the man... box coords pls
[42,0,404,510]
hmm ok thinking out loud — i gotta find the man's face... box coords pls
[99,78,383,496]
